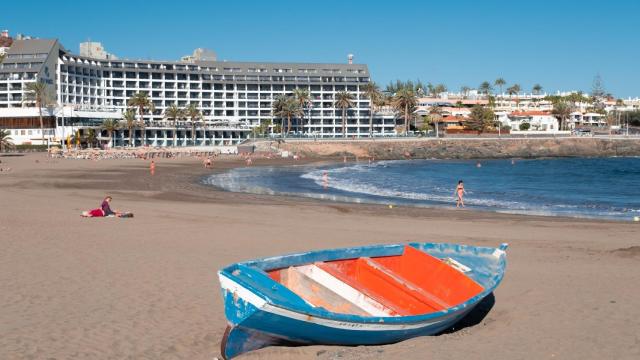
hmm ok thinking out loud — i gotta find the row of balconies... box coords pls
[60,79,363,92]
[60,70,369,83]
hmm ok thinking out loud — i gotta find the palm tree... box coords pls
[460,86,470,99]
[391,88,417,135]
[122,109,137,147]
[479,81,493,96]
[164,104,184,146]
[552,101,572,131]
[271,95,288,137]
[494,78,506,95]
[292,88,311,134]
[273,95,303,137]
[507,84,522,107]
[185,103,202,145]
[433,84,447,97]
[24,81,50,145]
[102,119,120,148]
[334,91,355,137]
[0,129,14,152]
[127,92,152,145]
[85,128,97,149]
[361,82,382,136]
[532,84,543,95]
[429,106,443,138]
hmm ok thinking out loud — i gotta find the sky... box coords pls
[3,0,639,97]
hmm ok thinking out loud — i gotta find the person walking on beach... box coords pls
[322,171,329,189]
[150,160,156,176]
[454,180,466,208]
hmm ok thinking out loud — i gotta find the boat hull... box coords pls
[218,242,508,359]
[220,275,476,359]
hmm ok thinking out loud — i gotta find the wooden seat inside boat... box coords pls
[268,245,484,316]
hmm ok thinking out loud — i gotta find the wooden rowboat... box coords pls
[218,242,508,359]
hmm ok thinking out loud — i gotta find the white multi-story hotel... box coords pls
[0,38,396,146]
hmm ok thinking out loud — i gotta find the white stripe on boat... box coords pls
[218,273,453,331]
[296,264,394,317]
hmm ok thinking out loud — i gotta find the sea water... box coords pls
[204,157,640,221]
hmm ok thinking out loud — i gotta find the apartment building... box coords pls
[0,38,395,146]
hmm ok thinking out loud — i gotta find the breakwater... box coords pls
[270,137,640,160]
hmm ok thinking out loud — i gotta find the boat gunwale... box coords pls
[219,242,507,325]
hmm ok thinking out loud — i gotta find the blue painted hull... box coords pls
[218,242,508,359]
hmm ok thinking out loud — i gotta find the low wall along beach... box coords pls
[273,137,640,160]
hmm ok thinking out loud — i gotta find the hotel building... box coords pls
[0,37,396,146]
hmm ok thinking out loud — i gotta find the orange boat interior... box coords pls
[268,246,484,316]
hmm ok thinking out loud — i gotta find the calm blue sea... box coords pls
[204,157,640,221]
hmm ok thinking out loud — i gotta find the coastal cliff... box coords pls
[269,137,640,160]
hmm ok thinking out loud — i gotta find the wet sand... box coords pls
[0,153,639,359]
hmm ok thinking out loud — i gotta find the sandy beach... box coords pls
[1,153,639,360]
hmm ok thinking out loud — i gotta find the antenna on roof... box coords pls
[348,54,353,65]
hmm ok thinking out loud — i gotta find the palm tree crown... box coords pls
[494,78,506,95]
[101,119,120,148]
[479,81,493,96]
[532,84,543,95]
[334,91,355,137]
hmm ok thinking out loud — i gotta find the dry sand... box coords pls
[0,153,639,360]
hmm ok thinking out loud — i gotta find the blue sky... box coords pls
[3,0,639,97]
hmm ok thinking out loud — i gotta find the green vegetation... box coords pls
[272,95,303,136]
[127,92,153,144]
[519,122,531,131]
[494,78,506,94]
[532,84,543,95]
[391,87,417,135]
[121,109,137,146]
[252,119,272,136]
[334,91,355,137]
[551,101,573,130]
[292,88,311,134]
[0,129,15,152]
[24,81,51,145]
[479,81,493,95]
[385,80,425,95]
[464,105,496,132]
[361,82,383,135]
[101,119,120,148]
[164,104,184,145]
[185,103,202,144]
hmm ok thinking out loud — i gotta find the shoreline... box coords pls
[200,157,638,223]
[1,153,639,359]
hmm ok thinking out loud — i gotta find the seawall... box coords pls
[268,137,640,160]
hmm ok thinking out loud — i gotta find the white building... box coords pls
[507,111,559,132]
[1,38,396,146]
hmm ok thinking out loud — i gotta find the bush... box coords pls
[519,122,531,131]
[14,144,49,152]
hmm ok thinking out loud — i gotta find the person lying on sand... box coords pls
[81,196,133,218]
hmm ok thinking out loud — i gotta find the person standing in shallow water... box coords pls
[150,160,156,176]
[454,180,466,208]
